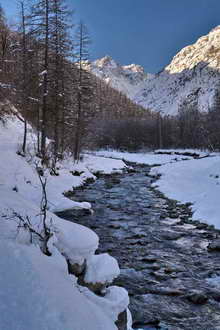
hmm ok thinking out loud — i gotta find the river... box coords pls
[57,163,220,330]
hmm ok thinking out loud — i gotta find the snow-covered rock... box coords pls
[53,220,99,266]
[82,285,129,323]
[0,239,118,330]
[84,253,120,286]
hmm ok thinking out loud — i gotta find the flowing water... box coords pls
[57,163,220,330]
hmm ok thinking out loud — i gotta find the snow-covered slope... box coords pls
[87,27,220,116]
[0,116,129,330]
[86,55,152,100]
[135,26,220,115]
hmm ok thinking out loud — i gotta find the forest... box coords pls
[0,0,219,168]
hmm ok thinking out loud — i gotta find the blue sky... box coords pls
[2,0,220,73]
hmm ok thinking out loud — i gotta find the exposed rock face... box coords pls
[135,26,220,115]
[166,26,220,74]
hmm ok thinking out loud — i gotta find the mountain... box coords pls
[134,26,220,115]
[90,27,220,116]
[86,56,153,100]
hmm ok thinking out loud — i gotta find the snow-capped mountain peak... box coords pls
[166,25,220,74]
[94,55,118,69]
[88,27,220,116]
[134,26,220,115]
[122,63,144,73]
[86,56,152,100]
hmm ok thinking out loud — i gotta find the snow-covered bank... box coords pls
[0,118,127,215]
[94,149,220,229]
[151,155,220,229]
[0,117,129,330]
[94,149,194,165]
[0,239,118,330]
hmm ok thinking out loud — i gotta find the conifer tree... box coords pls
[73,21,92,161]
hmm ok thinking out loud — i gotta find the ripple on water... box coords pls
[61,164,220,330]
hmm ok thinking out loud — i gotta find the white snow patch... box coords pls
[151,156,220,228]
[53,219,99,265]
[84,153,126,174]
[84,253,120,284]
[82,285,129,323]
[93,150,192,166]
[0,239,117,330]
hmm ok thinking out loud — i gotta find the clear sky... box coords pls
[2,0,220,73]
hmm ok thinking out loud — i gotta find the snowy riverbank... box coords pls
[94,149,220,229]
[0,117,130,330]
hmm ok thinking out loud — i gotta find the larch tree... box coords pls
[28,0,50,159]
[18,1,29,154]
[73,21,92,162]
[27,0,73,162]
[49,0,73,167]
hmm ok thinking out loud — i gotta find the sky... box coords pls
[2,0,220,73]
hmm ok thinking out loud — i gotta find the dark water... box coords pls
[58,164,220,330]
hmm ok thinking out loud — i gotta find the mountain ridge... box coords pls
[85,55,153,100]
[89,26,220,116]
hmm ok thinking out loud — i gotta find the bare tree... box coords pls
[73,21,92,162]
[19,1,28,154]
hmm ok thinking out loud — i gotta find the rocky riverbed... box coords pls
[57,163,220,330]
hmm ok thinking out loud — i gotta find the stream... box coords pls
[58,163,220,330]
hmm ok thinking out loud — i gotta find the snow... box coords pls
[93,149,193,165]
[85,56,151,100]
[0,118,126,215]
[95,149,220,229]
[151,155,220,228]
[82,285,129,323]
[0,239,117,330]
[84,253,120,284]
[84,153,127,174]
[83,28,220,117]
[134,27,220,115]
[0,116,129,330]
[54,220,99,266]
